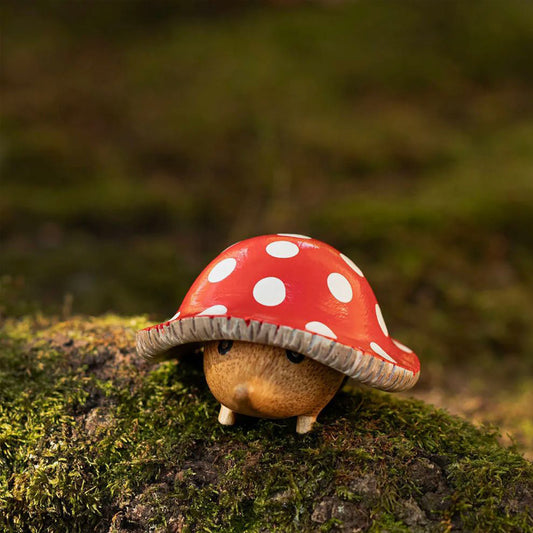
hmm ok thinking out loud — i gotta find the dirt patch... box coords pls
[311,497,372,532]
[44,324,151,383]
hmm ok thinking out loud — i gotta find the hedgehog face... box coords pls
[203,340,345,420]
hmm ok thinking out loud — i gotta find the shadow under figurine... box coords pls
[137,234,421,433]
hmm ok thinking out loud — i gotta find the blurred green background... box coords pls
[1,1,533,454]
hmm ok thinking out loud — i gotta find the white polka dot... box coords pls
[305,321,337,339]
[340,253,364,277]
[277,233,311,239]
[266,240,300,258]
[327,273,353,303]
[253,277,286,306]
[393,339,413,353]
[198,305,227,316]
[370,342,396,363]
[169,311,181,321]
[208,258,237,283]
[375,304,389,336]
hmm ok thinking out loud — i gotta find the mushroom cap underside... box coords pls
[137,316,419,392]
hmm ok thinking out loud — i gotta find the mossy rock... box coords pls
[0,316,532,532]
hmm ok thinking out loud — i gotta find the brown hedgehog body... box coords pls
[203,340,345,433]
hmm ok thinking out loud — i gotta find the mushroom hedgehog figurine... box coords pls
[137,234,420,433]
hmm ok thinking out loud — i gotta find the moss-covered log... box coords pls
[0,316,532,532]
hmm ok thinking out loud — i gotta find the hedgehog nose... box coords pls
[233,383,250,402]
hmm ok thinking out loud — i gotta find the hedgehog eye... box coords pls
[217,340,233,355]
[286,350,305,364]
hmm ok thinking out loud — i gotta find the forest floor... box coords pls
[0,315,532,532]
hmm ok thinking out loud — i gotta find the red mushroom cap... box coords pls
[137,234,420,391]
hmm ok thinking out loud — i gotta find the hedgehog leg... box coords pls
[218,405,236,426]
[296,414,317,434]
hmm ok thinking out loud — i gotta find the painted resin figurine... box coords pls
[137,234,420,433]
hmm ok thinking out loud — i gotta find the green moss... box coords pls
[0,316,531,532]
